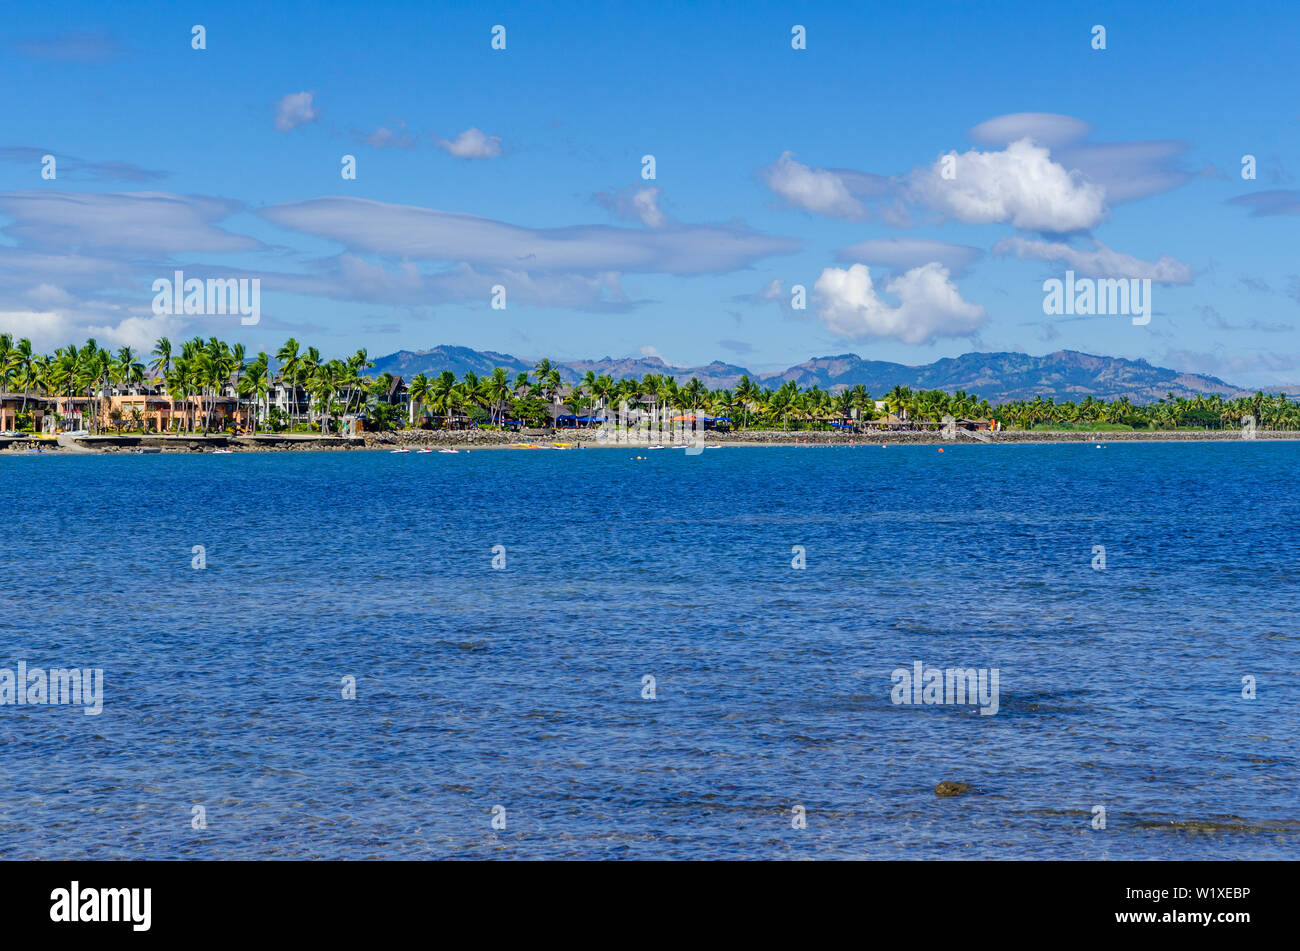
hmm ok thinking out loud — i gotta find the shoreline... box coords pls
[4,428,1300,454]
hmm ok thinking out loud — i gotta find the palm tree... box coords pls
[276,338,302,430]
[239,352,271,433]
[114,347,145,390]
[149,337,172,382]
[342,348,373,416]
[884,385,913,422]
[532,359,560,415]
[592,374,614,422]
[9,337,36,416]
[429,371,459,427]
[0,334,11,394]
[407,374,431,426]
[485,367,510,425]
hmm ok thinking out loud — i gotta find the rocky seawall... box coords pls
[5,427,1298,453]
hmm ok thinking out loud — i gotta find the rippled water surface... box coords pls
[1,442,1297,858]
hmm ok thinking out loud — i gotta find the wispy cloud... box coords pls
[258,197,798,275]
[0,147,166,183]
[1228,190,1300,216]
[594,185,667,227]
[359,120,416,149]
[0,191,259,255]
[836,238,984,277]
[993,236,1194,284]
[14,30,128,63]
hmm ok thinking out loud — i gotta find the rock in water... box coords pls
[935,781,971,797]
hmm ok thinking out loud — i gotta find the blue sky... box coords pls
[2,0,1299,386]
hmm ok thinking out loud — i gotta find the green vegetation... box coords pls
[2,333,1296,435]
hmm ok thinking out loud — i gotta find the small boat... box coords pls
[213,448,233,454]
[438,448,459,454]
[417,447,435,454]
[649,445,667,450]
[390,447,412,454]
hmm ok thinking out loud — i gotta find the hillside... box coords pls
[369,347,1272,404]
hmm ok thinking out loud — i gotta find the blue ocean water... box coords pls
[0,442,1296,859]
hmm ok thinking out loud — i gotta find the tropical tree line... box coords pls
[2,334,1297,434]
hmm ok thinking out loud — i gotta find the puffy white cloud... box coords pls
[813,262,986,344]
[435,127,502,159]
[837,237,983,277]
[0,308,182,354]
[993,236,1194,284]
[762,151,867,220]
[274,92,319,132]
[970,113,1198,205]
[907,138,1107,232]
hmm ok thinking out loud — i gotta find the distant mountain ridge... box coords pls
[369,346,1286,404]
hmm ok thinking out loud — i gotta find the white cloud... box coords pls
[762,151,867,220]
[435,127,502,159]
[0,309,182,354]
[365,124,415,149]
[814,262,986,344]
[0,186,797,320]
[274,92,319,133]
[595,185,667,227]
[628,187,666,228]
[259,197,799,275]
[1058,140,1197,205]
[968,113,1093,149]
[993,236,1194,284]
[0,191,258,255]
[970,113,1198,205]
[907,138,1107,232]
[258,257,633,312]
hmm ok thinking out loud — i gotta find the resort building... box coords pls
[0,393,50,432]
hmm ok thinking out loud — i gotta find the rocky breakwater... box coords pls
[362,429,516,449]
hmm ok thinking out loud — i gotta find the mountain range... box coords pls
[368,346,1295,404]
